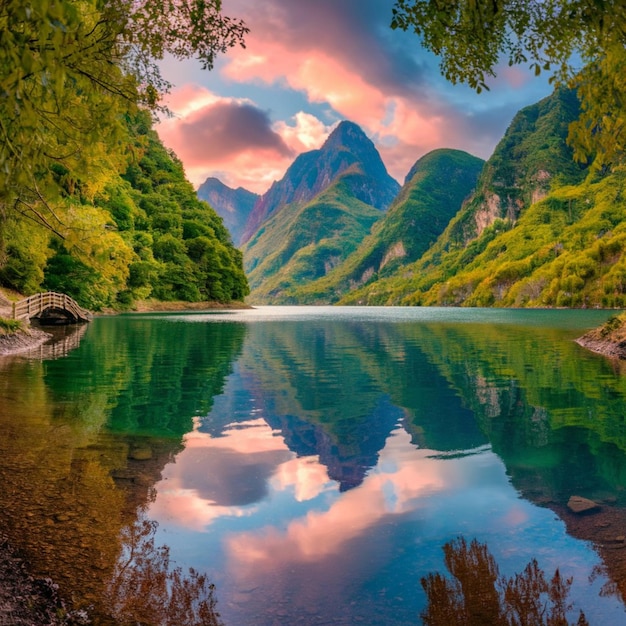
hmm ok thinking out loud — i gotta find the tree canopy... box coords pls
[391,0,626,165]
[0,1,249,308]
[0,0,247,197]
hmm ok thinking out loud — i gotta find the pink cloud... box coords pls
[226,428,449,571]
[155,0,547,194]
[156,87,295,193]
[218,7,472,183]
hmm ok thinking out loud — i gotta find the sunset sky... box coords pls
[156,0,553,195]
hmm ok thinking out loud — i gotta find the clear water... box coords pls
[2,306,626,625]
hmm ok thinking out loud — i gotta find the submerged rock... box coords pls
[128,446,152,461]
[568,495,601,514]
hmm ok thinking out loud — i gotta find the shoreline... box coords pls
[0,299,252,358]
[0,535,82,625]
[0,327,52,357]
[575,314,626,360]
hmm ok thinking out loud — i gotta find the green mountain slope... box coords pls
[243,178,383,302]
[241,121,400,245]
[340,89,610,307]
[0,112,249,309]
[291,149,484,304]
[242,122,400,303]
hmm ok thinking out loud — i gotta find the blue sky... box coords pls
[156,0,554,194]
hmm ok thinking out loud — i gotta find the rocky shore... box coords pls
[575,314,626,359]
[0,326,52,357]
[0,535,87,625]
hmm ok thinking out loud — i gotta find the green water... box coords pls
[2,307,626,624]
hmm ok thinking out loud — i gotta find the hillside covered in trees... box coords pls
[339,89,626,308]
[0,0,249,311]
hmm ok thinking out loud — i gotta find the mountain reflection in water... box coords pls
[2,307,626,624]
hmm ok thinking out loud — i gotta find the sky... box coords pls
[155,0,553,195]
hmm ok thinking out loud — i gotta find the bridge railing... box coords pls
[12,292,92,322]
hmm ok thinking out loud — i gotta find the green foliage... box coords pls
[293,149,483,303]
[243,177,383,303]
[391,0,626,167]
[0,0,249,310]
[113,115,249,305]
[0,317,23,335]
[0,110,249,309]
[43,247,102,310]
[0,0,247,192]
[348,164,626,308]
[339,90,626,308]
[600,315,625,338]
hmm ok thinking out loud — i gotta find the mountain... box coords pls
[196,177,258,246]
[340,88,626,308]
[289,149,484,303]
[241,121,400,244]
[242,121,401,303]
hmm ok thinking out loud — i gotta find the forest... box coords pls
[0,0,249,312]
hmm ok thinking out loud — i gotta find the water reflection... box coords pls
[0,317,246,622]
[422,536,589,626]
[3,309,626,623]
[106,512,222,626]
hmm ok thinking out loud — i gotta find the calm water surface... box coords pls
[2,307,626,624]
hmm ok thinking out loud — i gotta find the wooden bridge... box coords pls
[12,292,92,324]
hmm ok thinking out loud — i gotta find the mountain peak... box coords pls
[240,120,399,244]
[197,177,259,246]
[323,120,369,150]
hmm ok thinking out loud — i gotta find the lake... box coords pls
[2,306,626,625]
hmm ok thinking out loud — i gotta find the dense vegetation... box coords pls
[243,180,383,302]
[290,149,484,303]
[392,0,626,167]
[339,89,626,307]
[0,1,248,311]
[0,112,248,310]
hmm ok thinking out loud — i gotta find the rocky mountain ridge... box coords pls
[240,121,400,244]
[196,177,258,246]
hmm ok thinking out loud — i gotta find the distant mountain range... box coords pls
[198,88,626,309]
[196,177,258,247]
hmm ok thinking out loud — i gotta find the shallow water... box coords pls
[1,307,626,624]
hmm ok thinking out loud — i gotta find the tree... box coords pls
[391,0,626,165]
[0,0,248,216]
[0,1,249,307]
